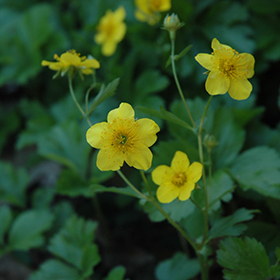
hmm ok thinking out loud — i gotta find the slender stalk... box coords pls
[140,170,198,251]
[197,253,209,280]
[116,170,151,201]
[68,76,86,116]
[197,96,213,244]
[170,38,196,128]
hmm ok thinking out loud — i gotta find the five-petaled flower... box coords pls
[135,0,171,25]
[195,38,255,100]
[86,103,160,171]
[95,6,126,56]
[152,151,202,203]
[41,50,100,78]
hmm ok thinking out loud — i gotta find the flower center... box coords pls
[219,58,235,75]
[118,134,128,145]
[172,172,187,187]
[214,48,248,81]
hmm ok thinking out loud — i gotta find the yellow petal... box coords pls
[96,148,125,171]
[157,0,171,11]
[95,32,106,44]
[178,181,195,201]
[228,78,252,100]
[156,182,179,203]
[137,118,160,147]
[107,103,135,123]
[114,6,126,21]
[81,68,93,75]
[101,41,117,56]
[187,162,203,183]
[205,70,230,95]
[112,22,126,42]
[239,53,255,78]
[41,61,63,71]
[60,52,80,66]
[194,54,215,71]
[212,38,232,52]
[86,122,108,149]
[171,151,190,173]
[80,59,100,69]
[152,165,174,185]
[125,144,153,170]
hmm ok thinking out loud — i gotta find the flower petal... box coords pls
[156,182,179,203]
[238,53,255,78]
[112,22,126,42]
[171,151,190,173]
[102,41,117,57]
[96,149,125,171]
[205,70,230,95]
[228,78,252,100]
[152,165,174,185]
[107,103,135,123]
[187,162,203,183]
[114,6,126,21]
[86,122,108,149]
[41,61,63,71]
[194,54,215,71]
[60,52,80,66]
[125,144,153,170]
[80,59,100,69]
[212,38,232,52]
[136,118,160,147]
[178,181,195,201]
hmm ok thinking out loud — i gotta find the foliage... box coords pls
[1,0,280,279]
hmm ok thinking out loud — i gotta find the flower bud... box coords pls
[203,134,219,152]
[163,13,184,33]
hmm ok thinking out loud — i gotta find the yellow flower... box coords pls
[135,0,171,25]
[41,50,100,77]
[195,38,255,100]
[95,6,126,56]
[86,103,160,171]
[152,151,202,203]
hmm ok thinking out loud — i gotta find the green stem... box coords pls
[140,170,198,251]
[68,76,92,126]
[197,253,209,280]
[116,170,151,201]
[170,38,196,128]
[197,96,213,245]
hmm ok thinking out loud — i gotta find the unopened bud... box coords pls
[203,134,219,151]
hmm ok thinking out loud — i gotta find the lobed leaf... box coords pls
[217,237,271,280]
[155,252,200,280]
[230,146,280,199]
[8,209,54,251]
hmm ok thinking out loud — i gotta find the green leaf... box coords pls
[135,70,169,97]
[192,171,234,213]
[142,198,196,223]
[138,106,193,131]
[0,162,29,207]
[29,259,81,280]
[0,206,12,246]
[8,209,54,251]
[48,215,100,277]
[90,184,143,199]
[104,266,126,280]
[217,237,270,280]
[56,170,91,198]
[211,107,245,169]
[38,122,90,177]
[155,252,200,280]
[88,78,120,114]
[32,188,55,209]
[230,146,280,199]
[208,208,257,241]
